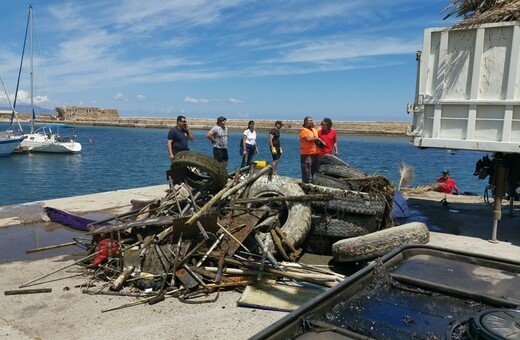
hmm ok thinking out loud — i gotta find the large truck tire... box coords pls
[170,151,228,192]
[332,222,430,262]
[301,183,386,216]
[319,154,349,167]
[312,173,356,190]
[248,176,312,254]
[319,163,367,179]
[309,215,376,238]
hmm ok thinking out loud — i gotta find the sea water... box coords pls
[0,123,490,206]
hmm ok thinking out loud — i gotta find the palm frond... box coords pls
[443,0,520,27]
[400,184,438,195]
[398,163,414,191]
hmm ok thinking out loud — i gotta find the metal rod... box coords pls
[4,288,52,295]
[25,241,78,253]
[19,251,101,288]
[216,222,249,252]
[196,233,224,267]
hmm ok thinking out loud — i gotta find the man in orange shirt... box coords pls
[299,116,324,183]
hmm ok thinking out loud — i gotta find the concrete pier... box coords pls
[0,186,518,339]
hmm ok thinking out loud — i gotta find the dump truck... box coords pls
[406,21,520,238]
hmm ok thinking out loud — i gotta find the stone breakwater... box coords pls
[14,116,410,136]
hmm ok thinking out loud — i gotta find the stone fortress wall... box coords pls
[14,106,409,136]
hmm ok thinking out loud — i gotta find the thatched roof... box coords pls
[443,0,520,27]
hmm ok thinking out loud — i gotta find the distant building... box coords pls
[59,106,119,120]
[0,109,14,119]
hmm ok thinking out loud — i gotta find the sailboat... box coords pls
[0,74,25,157]
[0,126,25,157]
[16,5,82,154]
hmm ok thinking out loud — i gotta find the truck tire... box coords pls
[301,183,386,216]
[312,173,356,190]
[248,176,312,254]
[332,222,430,262]
[319,163,367,179]
[170,151,228,192]
[309,215,373,238]
[320,154,349,167]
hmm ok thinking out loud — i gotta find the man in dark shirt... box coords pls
[167,115,194,186]
[167,115,193,161]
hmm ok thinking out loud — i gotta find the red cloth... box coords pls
[436,177,457,194]
[93,239,119,267]
[318,129,337,156]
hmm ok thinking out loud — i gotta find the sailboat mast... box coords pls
[12,4,30,128]
[30,4,34,134]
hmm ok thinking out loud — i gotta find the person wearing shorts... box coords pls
[206,116,229,168]
[269,120,283,175]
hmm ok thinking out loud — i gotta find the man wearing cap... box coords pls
[269,120,284,175]
[299,116,324,183]
[206,116,229,168]
[435,170,459,194]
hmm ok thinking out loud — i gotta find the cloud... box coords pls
[5,0,449,115]
[112,92,127,102]
[184,96,209,103]
[184,96,245,104]
[228,98,245,104]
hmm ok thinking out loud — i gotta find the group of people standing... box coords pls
[167,115,339,183]
[299,116,338,183]
[203,117,285,175]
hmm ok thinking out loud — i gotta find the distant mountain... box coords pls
[0,104,55,114]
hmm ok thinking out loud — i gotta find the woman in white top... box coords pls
[241,120,259,167]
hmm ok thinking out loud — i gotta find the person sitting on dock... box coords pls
[435,170,459,195]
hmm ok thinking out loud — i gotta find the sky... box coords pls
[0,1,457,121]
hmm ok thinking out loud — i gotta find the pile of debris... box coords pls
[32,151,428,310]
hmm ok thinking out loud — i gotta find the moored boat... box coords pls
[0,133,25,157]
[19,124,82,153]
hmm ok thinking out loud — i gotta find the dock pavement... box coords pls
[0,185,519,339]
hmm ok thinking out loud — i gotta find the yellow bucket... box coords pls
[253,160,269,169]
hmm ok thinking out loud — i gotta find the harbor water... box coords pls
[0,122,490,207]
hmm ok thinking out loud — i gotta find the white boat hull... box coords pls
[0,136,25,156]
[20,132,82,153]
